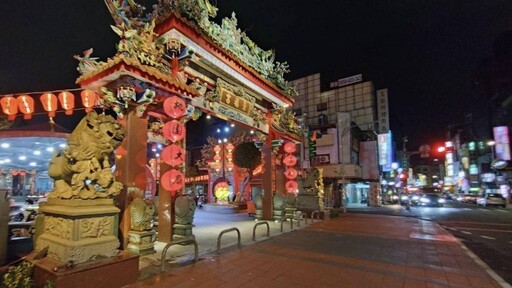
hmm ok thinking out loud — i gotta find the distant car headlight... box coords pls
[392,195,399,200]
[401,196,409,200]
[420,198,430,203]
[456,196,463,201]
[438,198,446,203]
[412,195,419,200]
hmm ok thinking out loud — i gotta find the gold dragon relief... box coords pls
[80,217,114,239]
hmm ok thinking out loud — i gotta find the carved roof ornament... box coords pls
[271,104,304,138]
[103,1,297,98]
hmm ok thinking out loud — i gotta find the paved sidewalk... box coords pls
[126,213,508,288]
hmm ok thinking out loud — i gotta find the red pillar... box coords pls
[115,109,148,249]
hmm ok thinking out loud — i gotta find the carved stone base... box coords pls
[273,210,284,222]
[30,251,139,288]
[297,194,324,213]
[285,208,297,219]
[254,209,263,220]
[173,224,193,241]
[35,199,120,264]
[127,230,156,256]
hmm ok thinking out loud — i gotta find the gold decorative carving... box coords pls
[45,216,73,240]
[129,198,155,231]
[81,217,114,239]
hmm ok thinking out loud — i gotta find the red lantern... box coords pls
[0,96,18,121]
[226,162,235,170]
[162,120,186,143]
[161,144,186,166]
[163,96,186,119]
[17,95,35,120]
[40,93,58,117]
[213,155,222,162]
[285,180,298,193]
[283,142,297,153]
[161,169,185,193]
[226,143,235,152]
[285,168,298,180]
[81,89,97,112]
[225,152,232,161]
[283,155,297,166]
[58,91,75,115]
[213,145,222,153]
[11,170,19,176]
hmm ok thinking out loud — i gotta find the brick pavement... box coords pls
[127,213,506,288]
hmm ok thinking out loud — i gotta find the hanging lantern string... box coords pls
[0,87,85,98]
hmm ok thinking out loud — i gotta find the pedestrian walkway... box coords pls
[128,213,508,288]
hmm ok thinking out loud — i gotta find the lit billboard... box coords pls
[493,126,511,160]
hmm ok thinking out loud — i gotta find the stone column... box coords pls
[158,161,173,243]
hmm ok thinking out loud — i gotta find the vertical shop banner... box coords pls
[493,126,511,160]
[360,141,379,180]
[378,131,393,170]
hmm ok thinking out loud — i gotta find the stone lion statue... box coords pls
[48,111,127,199]
[298,167,324,197]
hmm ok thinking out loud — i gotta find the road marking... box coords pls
[439,221,512,226]
[460,231,472,235]
[496,209,509,213]
[481,235,496,240]
[453,227,512,233]
[478,208,488,212]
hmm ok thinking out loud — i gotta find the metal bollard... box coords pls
[161,237,198,273]
[217,227,241,254]
[252,221,270,241]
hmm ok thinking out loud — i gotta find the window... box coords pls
[317,102,327,112]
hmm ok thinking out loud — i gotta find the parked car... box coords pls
[419,194,445,207]
[477,193,506,208]
[460,194,478,204]
[400,193,421,206]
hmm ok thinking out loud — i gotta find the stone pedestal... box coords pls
[30,251,138,288]
[284,207,297,219]
[35,199,120,265]
[127,230,156,256]
[173,224,194,241]
[0,190,8,265]
[297,194,324,214]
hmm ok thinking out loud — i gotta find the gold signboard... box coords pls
[219,88,253,115]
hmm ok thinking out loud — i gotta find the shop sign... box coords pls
[491,159,508,170]
[310,154,330,165]
[219,88,253,114]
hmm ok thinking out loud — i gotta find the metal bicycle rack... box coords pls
[252,221,270,241]
[311,210,320,221]
[161,237,198,273]
[300,211,308,224]
[217,227,241,254]
[281,216,294,232]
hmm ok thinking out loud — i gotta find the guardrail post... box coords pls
[161,237,198,273]
[252,221,270,241]
[217,227,241,254]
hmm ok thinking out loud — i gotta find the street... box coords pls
[348,200,512,285]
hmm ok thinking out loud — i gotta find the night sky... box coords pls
[1,1,512,150]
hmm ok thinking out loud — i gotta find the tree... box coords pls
[232,142,261,200]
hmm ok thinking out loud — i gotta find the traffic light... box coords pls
[308,131,317,157]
